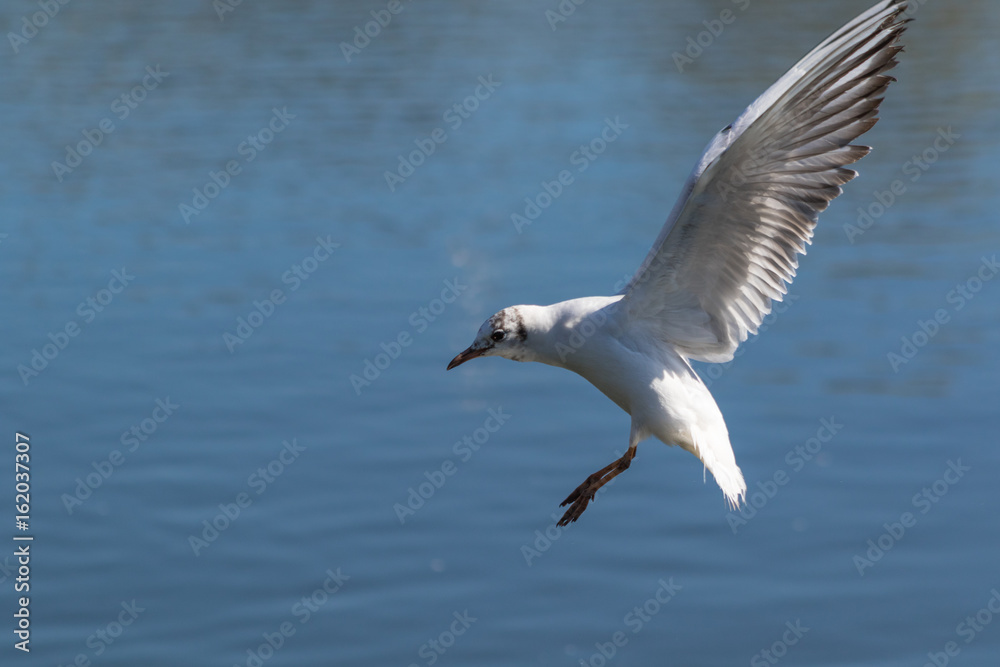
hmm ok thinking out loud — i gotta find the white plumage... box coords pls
[449,0,909,525]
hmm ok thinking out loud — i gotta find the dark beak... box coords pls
[447,346,486,370]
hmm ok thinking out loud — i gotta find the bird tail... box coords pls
[709,459,747,510]
[691,429,746,509]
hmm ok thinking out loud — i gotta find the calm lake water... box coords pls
[2,0,999,665]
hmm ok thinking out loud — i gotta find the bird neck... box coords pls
[521,296,624,370]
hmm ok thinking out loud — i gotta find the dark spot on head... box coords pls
[511,308,527,342]
[490,308,527,343]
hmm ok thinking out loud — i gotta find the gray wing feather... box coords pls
[622,0,909,362]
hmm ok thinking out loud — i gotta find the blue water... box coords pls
[2,1,999,665]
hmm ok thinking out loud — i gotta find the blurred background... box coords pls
[1,0,998,664]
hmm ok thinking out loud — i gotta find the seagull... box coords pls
[448,0,909,526]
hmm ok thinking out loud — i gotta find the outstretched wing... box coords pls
[622,0,909,363]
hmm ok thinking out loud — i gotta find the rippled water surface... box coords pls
[2,1,999,665]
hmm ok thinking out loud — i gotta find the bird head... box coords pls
[447,306,530,370]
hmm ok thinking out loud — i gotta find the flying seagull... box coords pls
[448,0,909,526]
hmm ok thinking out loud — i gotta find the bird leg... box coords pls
[557,446,636,526]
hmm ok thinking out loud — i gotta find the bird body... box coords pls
[448,0,910,525]
[468,298,744,510]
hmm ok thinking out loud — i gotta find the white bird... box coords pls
[448,0,909,525]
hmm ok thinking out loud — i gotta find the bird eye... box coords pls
[491,330,506,342]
